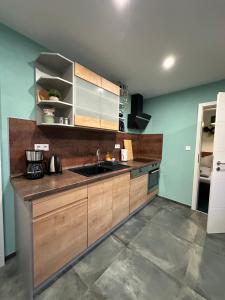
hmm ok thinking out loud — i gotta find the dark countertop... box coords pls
[11,158,160,201]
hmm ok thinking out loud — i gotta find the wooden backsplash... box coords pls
[9,118,163,176]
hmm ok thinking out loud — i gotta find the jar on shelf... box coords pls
[43,108,55,124]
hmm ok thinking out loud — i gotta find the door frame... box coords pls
[192,101,217,210]
[0,150,5,267]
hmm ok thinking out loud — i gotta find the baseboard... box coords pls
[158,196,191,208]
[5,252,16,261]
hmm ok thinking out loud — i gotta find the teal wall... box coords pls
[0,24,47,255]
[143,80,225,206]
[1,22,225,255]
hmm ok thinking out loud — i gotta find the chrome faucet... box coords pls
[96,148,101,164]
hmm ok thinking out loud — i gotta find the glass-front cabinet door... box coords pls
[74,74,119,131]
[100,89,119,131]
[75,77,101,128]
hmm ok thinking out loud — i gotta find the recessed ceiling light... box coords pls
[113,0,130,11]
[162,55,176,70]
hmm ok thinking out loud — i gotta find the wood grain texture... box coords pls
[100,119,119,131]
[32,186,87,218]
[33,198,87,287]
[75,63,102,87]
[75,115,101,128]
[124,139,134,160]
[88,178,113,246]
[148,188,159,201]
[129,174,148,213]
[9,118,163,176]
[101,77,120,96]
[112,173,130,227]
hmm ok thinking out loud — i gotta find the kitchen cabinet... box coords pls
[35,53,74,127]
[75,77,101,128]
[32,186,88,287]
[75,63,102,87]
[101,77,120,96]
[74,63,120,131]
[130,174,148,213]
[88,178,113,246]
[100,88,119,131]
[112,173,130,227]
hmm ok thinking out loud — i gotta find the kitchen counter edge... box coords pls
[11,159,161,201]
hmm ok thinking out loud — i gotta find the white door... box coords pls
[207,92,225,233]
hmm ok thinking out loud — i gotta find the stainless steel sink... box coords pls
[69,163,130,177]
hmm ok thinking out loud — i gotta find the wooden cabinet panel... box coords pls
[88,179,112,246]
[75,63,101,87]
[75,115,101,128]
[100,119,119,131]
[33,198,87,287]
[32,186,87,218]
[112,173,130,227]
[130,174,148,213]
[101,77,120,96]
[148,188,158,201]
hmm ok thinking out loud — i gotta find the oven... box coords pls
[130,160,160,194]
[148,168,160,193]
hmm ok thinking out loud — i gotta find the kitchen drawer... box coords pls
[130,167,148,179]
[130,174,148,213]
[33,198,87,287]
[32,186,88,218]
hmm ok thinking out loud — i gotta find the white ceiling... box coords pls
[1,0,225,98]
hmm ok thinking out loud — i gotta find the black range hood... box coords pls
[128,94,151,130]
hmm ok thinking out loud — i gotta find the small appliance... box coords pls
[121,149,128,162]
[25,150,45,179]
[48,155,62,174]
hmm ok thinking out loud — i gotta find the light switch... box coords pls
[185,146,191,151]
[34,144,49,151]
[115,144,120,149]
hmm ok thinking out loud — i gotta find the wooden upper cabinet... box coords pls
[75,63,120,96]
[112,173,130,227]
[75,63,102,87]
[101,77,120,96]
[130,174,148,213]
[88,179,113,246]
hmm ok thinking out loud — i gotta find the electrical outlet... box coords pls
[115,144,120,149]
[185,145,191,151]
[34,144,49,151]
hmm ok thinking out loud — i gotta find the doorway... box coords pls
[192,101,217,213]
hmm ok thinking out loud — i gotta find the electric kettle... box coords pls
[48,155,62,174]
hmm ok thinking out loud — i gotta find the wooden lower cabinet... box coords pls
[88,179,113,246]
[33,198,87,287]
[130,174,148,213]
[112,173,130,227]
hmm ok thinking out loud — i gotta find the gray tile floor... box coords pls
[1,197,225,300]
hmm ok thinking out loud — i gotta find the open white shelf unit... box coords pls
[35,53,74,126]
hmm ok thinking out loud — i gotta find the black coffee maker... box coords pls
[25,150,45,179]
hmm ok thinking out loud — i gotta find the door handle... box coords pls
[217,161,225,166]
